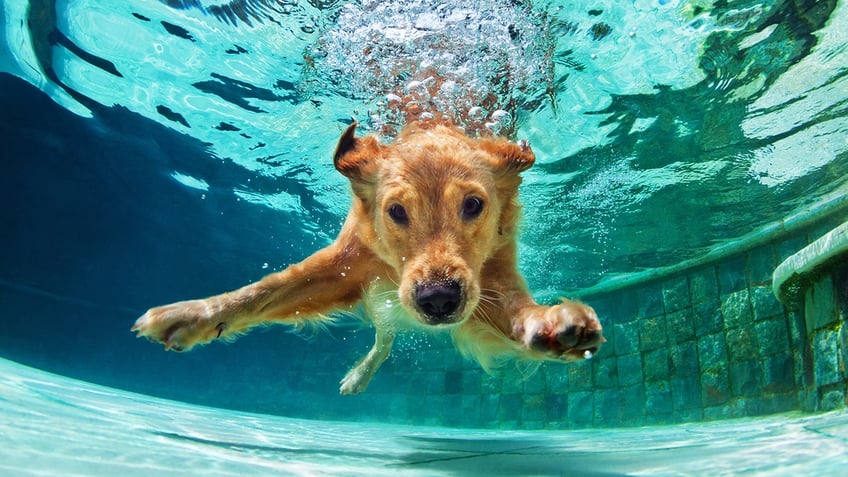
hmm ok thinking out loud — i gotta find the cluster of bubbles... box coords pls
[303,0,554,137]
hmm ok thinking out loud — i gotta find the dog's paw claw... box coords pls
[516,301,604,361]
[132,300,218,352]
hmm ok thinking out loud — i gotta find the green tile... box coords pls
[820,387,846,412]
[643,348,670,382]
[611,289,639,324]
[480,393,500,423]
[523,371,546,394]
[755,393,798,415]
[671,375,702,411]
[638,283,665,317]
[617,353,643,386]
[522,393,547,422]
[501,369,524,393]
[698,333,728,371]
[807,275,838,330]
[690,266,719,306]
[545,366,569,391]
[814,329,841,386]
[546,394,568,422]
[640,315,668,351]
[594,389,622,425]
[747,245,776,286]
[593,357,618,389]
[567,391,594,425]
[567,361,593,391]
[750,285,785,320]
[842,323,848,381]
[619,384,646,423]
[694,300,723,336]
[729,360,762,397]
[722,289,753,328]
[663,275,691,313]
[481,373,502,394]
[667,308,695,344]
[701,368,730,406]
[645,380,673,416]
[718,255,748,296]
[497,393,523,421]
[670,340,700,377]
[726,328,757,363]
[614,321,640,355]
[762,354,795,393]
[462,369,482,394]
[444,370,462,394]
[754,318,790,357]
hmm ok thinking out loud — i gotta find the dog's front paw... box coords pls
[513,301,604,361]
[132,300,224,352]
[339,365,372,395]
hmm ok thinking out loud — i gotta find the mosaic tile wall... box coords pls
[344,216,848,430]
[255,216,846,430]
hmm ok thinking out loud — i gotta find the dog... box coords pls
[132,121,604,394]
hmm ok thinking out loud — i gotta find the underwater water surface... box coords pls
[2,0,848,472]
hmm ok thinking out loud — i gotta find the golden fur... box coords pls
[132,122,604,394]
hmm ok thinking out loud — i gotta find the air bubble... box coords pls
[306,0,554,136]
[491,109,510,122]
[584,350,593,359]
[468,106,486,121]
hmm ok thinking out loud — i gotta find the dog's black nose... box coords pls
[415,280,462,324]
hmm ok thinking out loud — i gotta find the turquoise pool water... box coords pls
[3,357,848,476]
[2,0,848,473]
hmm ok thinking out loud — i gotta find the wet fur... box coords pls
[133,122,604,394]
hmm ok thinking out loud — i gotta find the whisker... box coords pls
[480,287,506,299]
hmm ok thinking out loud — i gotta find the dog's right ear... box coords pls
[333,123,382,184]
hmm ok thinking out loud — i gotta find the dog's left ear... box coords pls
[333,122,382,183]
[478,138,535,175]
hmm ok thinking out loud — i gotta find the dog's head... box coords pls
[333,123,534,327]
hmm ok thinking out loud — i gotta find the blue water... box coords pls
[1,0,848,473]
[3,357,848,476]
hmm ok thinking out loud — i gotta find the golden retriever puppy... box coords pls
[132,122,603,394]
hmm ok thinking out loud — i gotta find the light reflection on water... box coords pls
[2,0,847,289]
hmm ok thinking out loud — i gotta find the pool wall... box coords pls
[327,192,848,430]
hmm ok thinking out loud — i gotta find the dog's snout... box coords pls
[415,280,462,324]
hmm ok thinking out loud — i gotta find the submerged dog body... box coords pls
[132,123,603,394]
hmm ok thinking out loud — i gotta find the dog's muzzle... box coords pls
[414,280,463,325]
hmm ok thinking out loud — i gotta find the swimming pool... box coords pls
[2,0,847,473]
[3,357,848,475]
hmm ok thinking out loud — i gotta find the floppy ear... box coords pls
[478,138,535,175]
[333,122,382,183]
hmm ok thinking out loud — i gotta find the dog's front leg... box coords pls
[339,325,394,395]
[133,237,377,352]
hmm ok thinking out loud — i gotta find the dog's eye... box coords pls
[462,197,484,220]
[387,203,409,225]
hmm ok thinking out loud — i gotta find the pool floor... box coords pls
[1,357,846,476]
